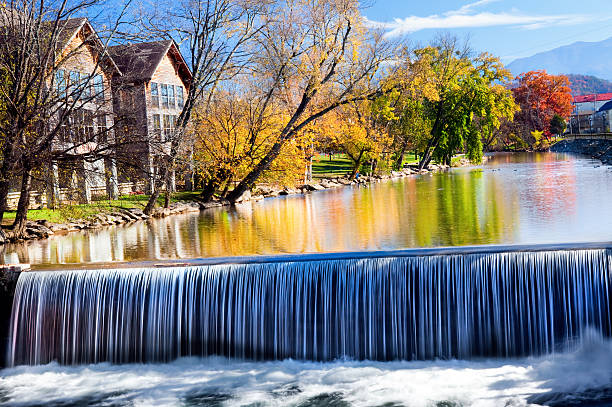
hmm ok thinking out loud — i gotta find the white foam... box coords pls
[3,333,612,407]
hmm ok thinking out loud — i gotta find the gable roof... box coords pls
[109,40,191,86]
[56,18,121,76]
[0,12,121,76]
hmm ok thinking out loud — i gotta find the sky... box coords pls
[364,0,612,63]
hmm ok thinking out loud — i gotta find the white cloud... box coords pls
[367,2,592,38]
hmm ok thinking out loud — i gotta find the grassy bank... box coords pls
[312,153,420,179]
[2,191,200,225]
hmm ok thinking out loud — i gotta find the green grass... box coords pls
[312,153,421,179]
[312,154,354,178]
[2,191,201,225]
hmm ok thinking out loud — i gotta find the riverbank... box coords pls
[0,159,476,246]
[550,138,612,164]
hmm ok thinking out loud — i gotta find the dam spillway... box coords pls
[6,247,612,366]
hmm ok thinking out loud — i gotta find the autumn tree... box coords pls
[193,88,307,201]
[511,70,572,147]
[400,37,516,170]
[140,0,265,213]
[223,0,394,202]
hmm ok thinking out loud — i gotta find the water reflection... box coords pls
[4,152,611,267]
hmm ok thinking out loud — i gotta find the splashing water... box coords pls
[7,249,612,366]
[3,331,612,406]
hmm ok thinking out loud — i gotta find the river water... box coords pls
[3,152,612,268]
[3,152,612,407]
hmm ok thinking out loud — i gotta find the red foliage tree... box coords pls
[512,70,573,137]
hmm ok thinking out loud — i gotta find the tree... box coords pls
[549,114,566,136]
[141,0,265,213]
[0,1,130,237]
[511,70,572,147]
[223,0,394,202]
[400,37,516,170]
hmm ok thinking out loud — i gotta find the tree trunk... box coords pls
[226,140,285,203]
[394,138,409,170]
[12,167,33,238]
[0,179,10,224]
[200,179,217,203]
[144,171,165,215]
[349,150,365,181]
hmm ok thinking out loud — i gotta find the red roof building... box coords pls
[573,93,612,104]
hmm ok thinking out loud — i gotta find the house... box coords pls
[109,40,191,193]
[48,18,122,204]
[0,12,122,205]
[569,93,612,134]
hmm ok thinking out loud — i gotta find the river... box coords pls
[3,152,612,407]
[3,152,612,268]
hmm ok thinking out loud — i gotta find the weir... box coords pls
[5,244,612,366]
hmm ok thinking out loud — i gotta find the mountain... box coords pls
[507,37,612,81]
[566,74,612,96]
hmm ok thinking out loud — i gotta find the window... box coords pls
[163,114,174,141]
[153,114,161,140]
[151,82,159,107]
[96,114,107,142]
[161,84,169,108]
[93,75,104,102]
[82,110,94,142]
[177,86,184,109]
[168,85,175,109]
[79,73,91,101]
[55,70,66,97]
[69,71,80,98]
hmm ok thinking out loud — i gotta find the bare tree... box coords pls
[0,0,132,237]
[136,0,266,214]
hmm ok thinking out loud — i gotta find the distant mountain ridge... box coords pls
[507,37,612,81]
[566,74,612,96]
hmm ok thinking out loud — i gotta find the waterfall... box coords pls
[7,249,612,366]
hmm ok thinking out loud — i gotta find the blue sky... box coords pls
[364,0,612,62]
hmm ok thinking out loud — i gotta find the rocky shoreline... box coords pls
[0,162,463,245]
[551,138,612,165]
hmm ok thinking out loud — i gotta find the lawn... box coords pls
[2,191,201,225]
[312,153,421,179]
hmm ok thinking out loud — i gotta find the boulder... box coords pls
[233,190,251,204]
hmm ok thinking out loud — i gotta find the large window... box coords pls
[168,85,175,109]
[79,73,91,101]
[96,114,107,142]
[69,71,80,98]
[151,82,159,107]
[177,86,184,109]
[55,70,66,97]
[93,75,104,102]
[161,84,169,108]
[153,114,161,140]
[163,114,174,141]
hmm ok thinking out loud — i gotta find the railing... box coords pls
[563,133,612,140]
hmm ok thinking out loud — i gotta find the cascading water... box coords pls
[6,249,612,366]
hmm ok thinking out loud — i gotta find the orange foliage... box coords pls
[512,70,573,136]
